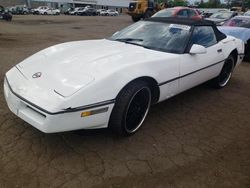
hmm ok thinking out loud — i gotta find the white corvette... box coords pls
[4,18,244,135]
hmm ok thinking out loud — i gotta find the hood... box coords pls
[218,26,250,43]
[17,39,173,97]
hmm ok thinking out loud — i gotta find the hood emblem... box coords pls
[32,72,42,78]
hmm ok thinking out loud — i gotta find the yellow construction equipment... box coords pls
[127,0,167,22]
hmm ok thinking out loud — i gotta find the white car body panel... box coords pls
[179,41,224,92]
[4,36,244,133]
[44,9,60,15]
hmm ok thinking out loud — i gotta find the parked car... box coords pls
[244,11,250,16]
[200,9,228,19]
[64,7,74,15]
[10,5,29,14]
[69,7,82,15]
[78,8,97,16]
[75,6,92,15]
[201,11,213,18]
[43,8,60,15]
[223,15,250,27]
[0,5,12,21]
[96,9,105,15]
[152,7,202,20]
[106,9,118,16]
[32,6,50,15]
[4,18,244,136]
[206,11,237,25]
[219,16,250,61]
[100,9,108,16]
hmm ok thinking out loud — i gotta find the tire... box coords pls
[132,16,140,22]
[244,41,250,62]
[212,55,234,88]
[144,10,153,19]
[44,12,47,15]
[109,81,152,136]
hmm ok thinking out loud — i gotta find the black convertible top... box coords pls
[146,17,227,41]
[146,17,215,26]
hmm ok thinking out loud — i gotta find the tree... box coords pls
[168,0,188,7]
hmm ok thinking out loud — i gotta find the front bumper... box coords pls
[4,78,114,133]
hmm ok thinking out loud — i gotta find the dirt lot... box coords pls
[0,15,250,188]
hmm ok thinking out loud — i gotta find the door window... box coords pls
[177,10,188,18]
[191,26,217,48]
[188,10,197,17]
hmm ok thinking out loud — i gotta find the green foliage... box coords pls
[168,0,189,7]
[195,0,223,8]
[195,0,250,8]
[246,0,250,8]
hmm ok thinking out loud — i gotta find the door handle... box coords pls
[217,49,222,53]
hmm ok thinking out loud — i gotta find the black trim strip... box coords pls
[158,59,225,86]
[63,100,115,113]
[5,77,115,115]
[238,53,244,56]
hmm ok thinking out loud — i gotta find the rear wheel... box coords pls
[109,81,151,136]
[212,55,234,88]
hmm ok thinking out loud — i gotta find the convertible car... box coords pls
[4,18,244,136]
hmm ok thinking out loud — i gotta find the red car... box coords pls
[152,7,202,20]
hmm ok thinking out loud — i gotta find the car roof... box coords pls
[171,6,192,10]
[146,17,227,42]
[146,17,215,26]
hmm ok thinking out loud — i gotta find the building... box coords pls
[0,0,130,12]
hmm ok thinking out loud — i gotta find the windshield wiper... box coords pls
[113,38,153,50]
[115,38,143,42]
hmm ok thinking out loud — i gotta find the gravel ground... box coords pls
[0,15,250,188]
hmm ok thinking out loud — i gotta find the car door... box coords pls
[179,26,225,93]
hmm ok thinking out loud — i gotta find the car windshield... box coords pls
[152,9,175,17]
[223,17,250,28]
[109,21,191,54]
[210,12,233,19]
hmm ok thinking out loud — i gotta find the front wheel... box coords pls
[109,81,152,136]
[212,55,234,88]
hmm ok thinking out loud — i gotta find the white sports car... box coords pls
[4,18,244,136]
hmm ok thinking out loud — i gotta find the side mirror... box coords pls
[189,44,207,55]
